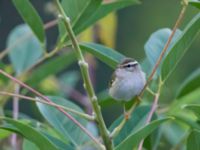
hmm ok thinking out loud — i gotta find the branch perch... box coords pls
[54,0,113,149]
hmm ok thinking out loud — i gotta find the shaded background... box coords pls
[0,0,200,126]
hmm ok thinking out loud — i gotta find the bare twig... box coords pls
[0,91,94,121]
[11,84,20,150]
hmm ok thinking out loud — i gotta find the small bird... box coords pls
[109,58,146,102]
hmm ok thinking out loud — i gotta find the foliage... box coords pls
[0,0,200,150]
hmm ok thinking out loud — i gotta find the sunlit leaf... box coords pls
[0,129,11,139]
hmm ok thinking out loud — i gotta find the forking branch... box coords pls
[54,0,112,149]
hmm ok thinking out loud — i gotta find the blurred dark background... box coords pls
[0,0,200,125]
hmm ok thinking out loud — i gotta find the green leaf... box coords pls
[36,96,90,147]
[0,129,11,139]
[0,118,59,150]
[177,68,200,98]
[58,0,139,43]
[23,139,39,150]
[74,0,140,35]
[21,119,74,150]
[61,0,102,24]
[115,118,171,150]
[187,130,200,150]
[7,24,43,75]
[12,0,45,45]
[184,104,200,119]
[58,0,102,42]
[189,0,200,9]
[162,121,188,146]
[42,132,75,150]
[168,88,200,114]
[174,115,200,130]
[109,106,153,145]
[80,42,125,68]
[27,51,76,86]
[144,28,182,74]
[161,13,200,81]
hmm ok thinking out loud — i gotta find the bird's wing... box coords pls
[109,71,116,88]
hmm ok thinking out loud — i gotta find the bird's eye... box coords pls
[127,64,131,68]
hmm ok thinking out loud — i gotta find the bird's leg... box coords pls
[123,104,130,120]
[123,96,141,120]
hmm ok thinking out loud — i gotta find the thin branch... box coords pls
[137,77,162,150]
[139,2,188,96]
[0,69,103,149]
[54,0,112,149]
[0,91,94,121]
[11,84,20,150]
[137,92,160,150]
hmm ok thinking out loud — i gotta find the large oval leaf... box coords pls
[7,24,43,75]
[161,13,200,81]
[115,118,171,150]
[36,96,91,147]
[187,130,200,150]
[12,0,45,45]
[145,28,182,74]
[0,118,59,150]
[177,68,200,98]
[80,42,125,68]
